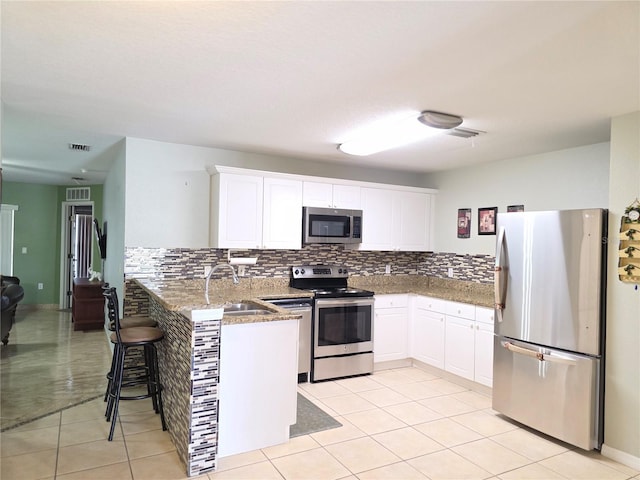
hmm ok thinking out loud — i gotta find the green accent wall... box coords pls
[1,182,103,306]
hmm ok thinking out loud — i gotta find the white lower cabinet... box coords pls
[408,296,495,388]
[444,314,475,381]
[374,294,408,362]
[474,306,495,387]
[410,296,445,369]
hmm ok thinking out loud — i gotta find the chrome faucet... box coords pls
[205,263,239,305]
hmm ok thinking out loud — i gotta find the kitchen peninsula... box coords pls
[133,277,310,477]
[131,274,492,477]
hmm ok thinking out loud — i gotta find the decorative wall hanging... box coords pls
[457,208,471,238]
[618,198,640,284]
[478,207,497,235]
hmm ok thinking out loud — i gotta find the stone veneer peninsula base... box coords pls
[139,278,303,477]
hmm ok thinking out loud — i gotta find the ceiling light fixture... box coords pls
[338,110,464,156]
[417,110,463,130]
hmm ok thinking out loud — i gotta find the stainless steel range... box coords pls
[290,265,374,382]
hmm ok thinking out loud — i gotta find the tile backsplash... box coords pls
[125,245,494,283]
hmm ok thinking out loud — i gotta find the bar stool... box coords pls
[103,286,167,441]
[102,284,157,401]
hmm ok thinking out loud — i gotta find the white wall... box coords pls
[426,143,610,254]
[124,137,423,248]
[102,139,127,304]
[603,111,640,464]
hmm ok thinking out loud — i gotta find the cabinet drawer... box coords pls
[375,294,408,309]
[445,301,475,320]
[475,306,495,325]
[414,295,446,313]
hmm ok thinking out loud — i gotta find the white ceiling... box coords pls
[1,1,639,186]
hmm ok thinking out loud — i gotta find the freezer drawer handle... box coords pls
[502,341,577,366]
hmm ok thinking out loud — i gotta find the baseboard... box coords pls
[601,444,640,470]
[410,359,493,397]
[373,357,492,397]
[374,359,412,371]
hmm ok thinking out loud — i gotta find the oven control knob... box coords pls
[301,268,305,275]
[294,269,299,275]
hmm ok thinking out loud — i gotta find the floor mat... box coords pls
[290,393,342,438]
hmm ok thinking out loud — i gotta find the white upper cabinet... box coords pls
[303,182,361,209]
[263,177,303,249]
[211,172,263,249]
[393,191,432,251]
[360,188,395,251]
[211,171,302,249]
[209,166,436,251]
[360,187,433,251]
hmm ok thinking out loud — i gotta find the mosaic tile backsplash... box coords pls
[125,245,494,283]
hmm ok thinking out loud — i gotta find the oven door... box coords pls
[314,297,374,358]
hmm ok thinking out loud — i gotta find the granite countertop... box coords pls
[350,275,494,308]
[133,274,494,325]
[133,277,313,325]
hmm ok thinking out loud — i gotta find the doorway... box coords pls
[59,202,94,309]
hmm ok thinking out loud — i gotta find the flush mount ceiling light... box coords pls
[417,111,463,129]
[338,110,465,156]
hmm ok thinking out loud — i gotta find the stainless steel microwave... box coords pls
[302,207,363,244]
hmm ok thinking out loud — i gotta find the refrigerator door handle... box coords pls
[494,226,507,322]
[502,341,578,366]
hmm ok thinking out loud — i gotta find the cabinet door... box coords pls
[393,191,432,251]
[411,306,445,369]
[302,181,333,208]
[444,316,475,380]
[212,173,263,248]
[360,187,394,251]
[263,177,303,249]
[374,295,408,362]
[332,185,361,209]
[474,321,494,387]
[303,182,361,209]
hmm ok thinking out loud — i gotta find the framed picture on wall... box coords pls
[507,204,524,212]
[478,207,497,235]
[457,208,471,238]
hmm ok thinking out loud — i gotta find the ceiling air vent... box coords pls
[68,143,91,152]
[446,128,483,139]
[66,187,91,201]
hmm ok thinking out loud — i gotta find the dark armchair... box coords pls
[1,276,24,345]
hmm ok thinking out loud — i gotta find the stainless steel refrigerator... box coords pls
[492,208,607,450]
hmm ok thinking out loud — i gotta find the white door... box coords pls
[0,204,18,275]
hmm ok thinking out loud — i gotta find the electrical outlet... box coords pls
[447,267,454,278]
[204,266,212,278]
[22,247,27,254]
[238,265,246,277]
[385,264,391,274]
[37,283,44,290]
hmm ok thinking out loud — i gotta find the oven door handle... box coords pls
[314,297,374,308]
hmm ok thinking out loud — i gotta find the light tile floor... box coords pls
[2,367,639,480]
[1,309,638,480]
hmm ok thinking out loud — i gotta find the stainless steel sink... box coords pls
[223,301,274,316]
[223,309,274,316]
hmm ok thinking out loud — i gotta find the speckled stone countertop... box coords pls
[133,277,313,325]
[134,274,493,324]
[350,275,494,308]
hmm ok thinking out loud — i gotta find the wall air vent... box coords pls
[446,128,483,139]
[66,187,91,201]
[68,143,92,152]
